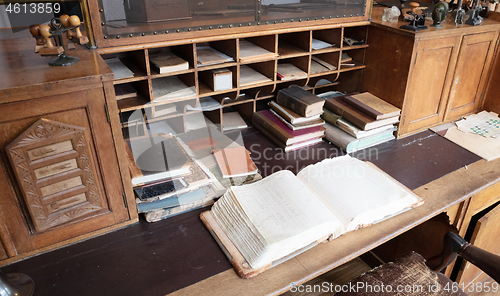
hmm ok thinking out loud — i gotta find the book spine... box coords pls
[269,102,296,124]
[269,109,298,131]
[276,91,308,117]
[321,108,342,125]
[351,132,395,152]
[324,99,368,130]
[336,118,360,138]
[252,112,291,145]
[252,120,287,150]
[343,96,383,120]
[324,123,353,152]
[145,198,215,222]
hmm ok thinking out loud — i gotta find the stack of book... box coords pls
[321,92,400,153]
[149,52,189,74]
[252,85,326,152]
[125,134,225,222]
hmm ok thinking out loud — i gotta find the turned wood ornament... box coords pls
[69,15,83,38]
[29,25,45,46]
[409,2,420,14]
[60,14,75,39]
[39,25,54,48]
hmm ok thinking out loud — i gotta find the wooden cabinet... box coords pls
[447,181,500,286]
[402,36,461,134]
[458,203,500,288]
[0,44,137,264]
[445,32,499,121]
[363,12,500,137]
[98,25,371,138]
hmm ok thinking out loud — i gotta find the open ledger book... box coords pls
[200,155,423,278]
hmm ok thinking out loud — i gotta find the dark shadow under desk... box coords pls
[2,129,486,296]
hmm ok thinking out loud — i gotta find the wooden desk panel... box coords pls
[174,156,500,296]
[2,129,484,296]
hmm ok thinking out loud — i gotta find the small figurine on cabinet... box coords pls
[400,2,428,31]
[35,18,80,66]
[400,11,428,30]
[465,6,484,25]
[431,1,449,27]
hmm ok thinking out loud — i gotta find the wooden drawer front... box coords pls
[33,159,78,180]
[27,140,73,161]
[6,118,109,233]
[40,176,83,197]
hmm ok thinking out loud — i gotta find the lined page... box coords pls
[297,156,420,231]
[231,170,343,244]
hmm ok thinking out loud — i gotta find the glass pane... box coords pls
[261,0,366,22]
[100,0,257,38]
[99,0,366,40]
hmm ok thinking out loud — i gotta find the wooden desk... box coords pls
[0,38,137,264]
[4,128,496,296]
[172,132,496,296]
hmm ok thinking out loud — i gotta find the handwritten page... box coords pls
[152,76,196,102]
[231,170,343,244]
[297,155,420,231]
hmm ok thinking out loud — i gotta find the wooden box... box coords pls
[200,68,233,91]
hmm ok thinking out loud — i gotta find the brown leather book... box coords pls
[343,92,401,120]
[252,110,325,146]
[252,119,324,152]
[324,96,399,131]
[276,85,325,117]
[268,101,322,125]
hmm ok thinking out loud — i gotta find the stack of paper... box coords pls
[277,63,307,81]
[187,96,222,112]
[127,134,225,222]
[311,38,333,50]
[239,40,277,62]
[150,52,189,74]
[310,56,337,74]
[197,46,234,67]
[239,65,272,86]
[152,76,196,102]
[222,111,248,131]
[105,58,134,80]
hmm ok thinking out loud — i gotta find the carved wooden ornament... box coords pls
[6,118,108,233]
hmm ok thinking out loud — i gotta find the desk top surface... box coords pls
[0,36,112,101]
[4,128,491,296]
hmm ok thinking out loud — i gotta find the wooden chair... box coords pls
[336,233,499,295]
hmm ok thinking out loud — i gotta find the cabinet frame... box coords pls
[87,0,372,49]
